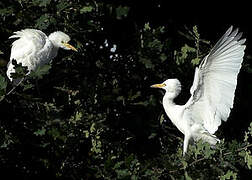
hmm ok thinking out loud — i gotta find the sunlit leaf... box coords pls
[175,44,196,65]
[220,170,237,180]
[245,151,252,169]
[80,6,93,14]
[144,22,151,31]
[191,57,200,66]
[193,25,200,39]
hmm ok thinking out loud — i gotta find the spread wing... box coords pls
[185,26,246,134]
[7,29,47,81]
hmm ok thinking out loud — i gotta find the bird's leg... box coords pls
[183,134,191,156]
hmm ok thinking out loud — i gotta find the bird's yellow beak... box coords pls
[150,83,166,88]
[63,42,78,52]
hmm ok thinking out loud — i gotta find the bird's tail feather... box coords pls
[200,132,220,146]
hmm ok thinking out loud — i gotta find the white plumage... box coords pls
[7,29,77,85]
[151,26,246,155]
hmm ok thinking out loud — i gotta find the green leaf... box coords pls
[116,6,130,20]
[128,91,141,101]
[10,59,29,79]
[32,0,51,7]
[132,101,148,107]
[83,130,89,138]
[116,95,125,102]
[160,53,167,62]
[131,174,138,180]
[144,169,153,176]
[30,64,51,79]
[159,114,165,124]
[48,127,66,142]
[181,160,188,168]
[245,151,252,169]
[35,14,51,30]
[147,39,163,52]
[184,171,192,180]
[116,169,131,179]
[139,57,154,69]
[125,154,134,168]
[80,6,93,14]
[248,122,252,135]
[23,83,34,91]
[181,44,196,57]
[239,150,252,170]
[220,170,237,180]
[114,161,124,169]
[193,25,200,39]
[70,111,83,123]
[144,22,151,31]
[175,44,196,65]
[0,74,7,101]
[0,74,7,91]
[244,132,249,142]
[0,7,14,17]
[148,133,157,139]
[191,57,200,66]
[34,127,46,136]
[56,1,69,12]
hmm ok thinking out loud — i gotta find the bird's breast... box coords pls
[163,103,186,134]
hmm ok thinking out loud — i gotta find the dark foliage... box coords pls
[0,1,252,179]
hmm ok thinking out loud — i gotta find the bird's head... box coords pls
[151,79,181,97]
[49,31,77,52]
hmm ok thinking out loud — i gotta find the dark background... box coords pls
[0,0,251,179]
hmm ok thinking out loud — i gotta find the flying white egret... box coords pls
[151,26,246,156]
[6,29,77,92]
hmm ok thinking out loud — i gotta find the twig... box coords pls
[6,77,24,96]
[223,143,252,156]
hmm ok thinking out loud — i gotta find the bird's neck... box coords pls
[48,33,61,49]
[162,92,185,134]
[163,92,177,105]
[51,46,59,59]
[162,92,178,116]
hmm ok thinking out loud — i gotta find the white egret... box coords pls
[6,29,77,90]
[151,26,246,156]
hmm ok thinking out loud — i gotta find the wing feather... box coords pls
[7,29,47,81]
[186,26,246,134]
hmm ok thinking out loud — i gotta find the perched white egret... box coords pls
[151,26,246,156]
[6,29,77,87]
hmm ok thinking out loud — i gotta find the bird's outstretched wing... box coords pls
[7,29,47,81]
[185,26,246,134]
